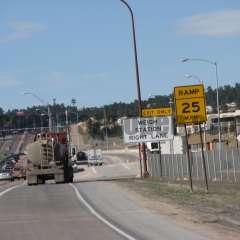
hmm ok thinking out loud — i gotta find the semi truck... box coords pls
[26,132,73,185]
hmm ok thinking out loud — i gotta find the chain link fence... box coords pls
[147,149,240,183]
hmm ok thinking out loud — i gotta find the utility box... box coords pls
[146,136,186,154]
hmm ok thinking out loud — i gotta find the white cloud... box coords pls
[0,20,45,43]
[0,72,22,87]
[177,10,240,37]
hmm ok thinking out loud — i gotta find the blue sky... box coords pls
[1,0,240,110]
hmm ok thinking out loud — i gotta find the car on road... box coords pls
[0,170,14,181]
[76,151,88,165]
[87,149,103,166]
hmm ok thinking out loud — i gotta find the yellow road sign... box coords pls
[174,84,205,100]
[142,108,172,117]
[174,84,207,124]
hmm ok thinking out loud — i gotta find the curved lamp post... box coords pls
[181,58,220,134]
[181,58,222,176]
[185,74,203,84]
[23,91,52,131]
[119,0,148,177]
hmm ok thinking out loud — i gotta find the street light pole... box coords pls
[181,58,222,177]
[23,91,52,132]
[119,0,148,177]
[185,74,203,84]
[103,108,109,151]
[185,74,207,150]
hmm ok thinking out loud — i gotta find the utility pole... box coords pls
[103,108,109,151]
[120,0,148,177]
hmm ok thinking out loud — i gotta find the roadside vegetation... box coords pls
[117,179,240,228]
[1,83,240,134]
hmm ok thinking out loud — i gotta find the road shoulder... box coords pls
[75,181,209,240]
[116,179,240,240]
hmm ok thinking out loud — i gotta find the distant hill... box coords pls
[1,83,240,131]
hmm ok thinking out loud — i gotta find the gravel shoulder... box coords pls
[116,179,240,240]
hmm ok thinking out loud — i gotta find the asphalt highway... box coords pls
[74,150,140,182]
[0,183,126,240]
[0,151,209,240]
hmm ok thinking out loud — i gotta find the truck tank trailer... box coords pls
[26,132,73,185]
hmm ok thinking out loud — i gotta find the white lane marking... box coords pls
[70,184,137,240]
[0,184,22,197]
[91,167,97,174]
[122,163,130,170]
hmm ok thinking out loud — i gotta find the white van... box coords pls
[87,149,103,166]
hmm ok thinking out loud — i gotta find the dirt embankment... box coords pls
[117,179,240,240]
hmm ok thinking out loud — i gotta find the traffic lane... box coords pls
[74,158,139,182]
[0,184,127,240]
[0,180,8,186]
[103,152,139,165]
[76,182,208,240]
[73,153,137,181]
[0,179,22,192]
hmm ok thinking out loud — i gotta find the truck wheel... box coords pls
[69,176,73,183]
[37,176,44,184]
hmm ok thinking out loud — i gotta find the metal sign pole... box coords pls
[158,141,162,177]
[138,143,143,178]
[184,124,193,192]
[199,123,209,192]
[234,119,240,164]
[235,119,239,149]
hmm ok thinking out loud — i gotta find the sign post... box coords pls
[174,84,208,192]
[158,141,162,177]
[199,123,209,192]
[141,108,172,179]
[184,124,193,192]
[138,143,143,178]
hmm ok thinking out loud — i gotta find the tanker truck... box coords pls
[26,132,73,185]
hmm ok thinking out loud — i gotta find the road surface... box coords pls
[74,150,140,182]
[0,183,127,240]
[0,151,211,240]
[0,181,210,240]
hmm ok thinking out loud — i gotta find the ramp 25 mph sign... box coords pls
[174,84,207,124]
[123,116,173,144]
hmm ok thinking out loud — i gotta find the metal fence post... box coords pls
[226,150,229,182]
[176,154,180,179]
[181,154,184,178]
[213,150,217,181]
[232,149,237,183]
[206,151,211,180]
